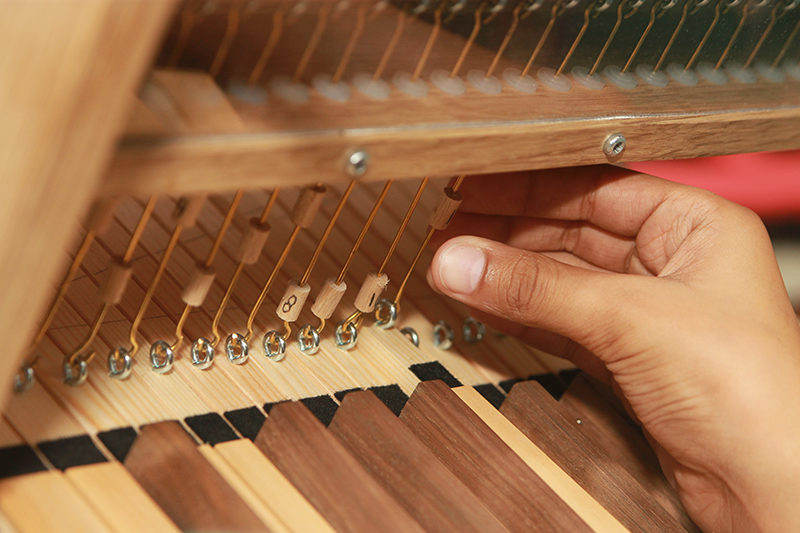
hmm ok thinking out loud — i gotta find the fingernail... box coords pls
[438,244,485,295]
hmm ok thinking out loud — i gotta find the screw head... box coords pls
[603,133,626,158]
[345,150,370,177]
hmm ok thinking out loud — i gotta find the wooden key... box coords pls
[329,390,510,533]
[560,374,700,532]
[399,380,593,533]
[501,380,687,533]
[124,421,268,532]
[0,471,110,532]
[253,401,426,533]
[65,462,180,533]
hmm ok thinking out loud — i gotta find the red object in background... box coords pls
[629,150,800,221]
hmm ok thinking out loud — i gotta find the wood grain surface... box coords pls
[254,400,426,533]
[501,380,687,533]
[329,389,510,533]
[399,379,593,533]
[124,421,268,532]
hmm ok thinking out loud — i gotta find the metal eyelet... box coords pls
[263,331,287,361]
[150,340,174,374]
[298,325,321,355]
[13,365,35,394]
[400,326,420,347]
[335,321,358,351]
[225,332,249,365]
[108,348,132,380]
[432,321,454,350]
[374,299,398,329]
[63,358,89,386]
[191,338,215,370]
[462,317,486,344]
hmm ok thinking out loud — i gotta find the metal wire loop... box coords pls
[263,330,287,361]
[226,332,249,365]
[335,320,359,351]
[107,348,132,380]
[191,338,215,370]
[298,324,321,355]
[432,321,455,350]
[63,358,88,386]
[400,326,420,347]
[13,365,35,394]
[374,299,398,329]
[462,317,486,344]
[150,340,175,374]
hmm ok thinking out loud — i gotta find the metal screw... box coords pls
[345,150,370,177]
[603,133,626,158]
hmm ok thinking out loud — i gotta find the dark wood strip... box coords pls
[124,421,268,532]
[254,400,426,533]
[329,390,510,533]
[560,374,701,533]
[399,380,593,533]
[502,380,687,533]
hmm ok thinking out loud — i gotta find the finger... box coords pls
[429,235,646,357]
[457,166,677,237]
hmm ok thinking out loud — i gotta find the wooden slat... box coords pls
[254,400,426,533]
[65,462,180,533]
[123,421,268,532]
[500,380,686,533]
[400,380,595,533]
[0,471,110,532]
[329,390,510,533]
[453,385,631,533]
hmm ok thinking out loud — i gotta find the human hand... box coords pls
[427,166,800,533]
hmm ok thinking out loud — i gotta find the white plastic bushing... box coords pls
[352,72,392,100]
[537,67,572,92]
[312,73,351,102]
[571,66,605,90]
[666,63,699,86]
[430,69,467,95]
[466,69,502,95]
[270,75,310,103]
[392,71,428,98]
[502,68,537,93]
[636,64,669,87]
[696,61,728,85]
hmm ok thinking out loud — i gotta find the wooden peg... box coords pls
[429,187,463,230]
[290,185,326,229]
[311,278,347,320]
[181,264,216,307]
[276,279,311,322]
[235,218,271,265]
[85,197,120,236]
[172,194,207,229]
[354,271,389,313]
[99,259,133,305]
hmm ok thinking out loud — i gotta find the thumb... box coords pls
[429,235,639,353]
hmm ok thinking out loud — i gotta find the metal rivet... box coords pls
[345,150,370,177]
[603,133,626,158]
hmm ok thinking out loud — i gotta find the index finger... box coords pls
[458,166,676,238]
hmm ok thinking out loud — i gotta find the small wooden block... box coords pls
[329,390,509,533]
[99,259,133,305]
[310,278,346,320]
[235,217,271,265]
[399,380,593,533]
[85,197,120,236]
[253,401,426,533]
[429,187,463,230]
[275,279,311,323]
[123,421,267,532]
[65,462,180,533]
[181,264,216,307]
[290,185,326,229]
[501,380,685,533]
[173,194,207,229]
[354,271,389,313]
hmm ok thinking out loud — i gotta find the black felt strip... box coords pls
[409,361,463,388]
[224,407,266,441]
[185,413,239,445]
[300,396,339,427]
[334,388,362,402]
[559,368,583,386]
[499,377,524,394]
[0,444,48,479]
[530,373,566,400]
[473,383,507,409]
[97,427,138,462]
[368,384,409,416]
[38,435,107,470]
